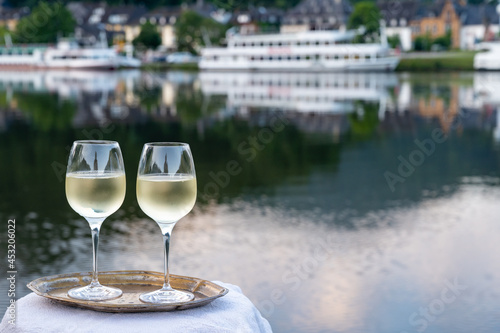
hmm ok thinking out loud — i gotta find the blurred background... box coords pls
[1,0,500,332]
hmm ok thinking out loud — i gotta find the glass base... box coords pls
[139,288,194,304]
[68,283,123,301]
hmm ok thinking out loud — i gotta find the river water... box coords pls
[1,70,500,332]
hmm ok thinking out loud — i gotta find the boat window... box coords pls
[365,55,371,60]
[315,41,320,46]
[242,43,246,47]
[296,56,300,60]
[305,55,311,60]
[325,41,330,46]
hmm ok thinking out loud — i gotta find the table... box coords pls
[0,281,272,332]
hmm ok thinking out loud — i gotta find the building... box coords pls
[378,0,419,51]
[281,0,352,33]
[231,7,284,35]
[0,6,29,32]
[410,0,462,49]
[459,4,500,50]
[67,3,148,47]
[124,3,219,51]
[126,7,183,51]
[101,5,148,47]
[67,2,106,46]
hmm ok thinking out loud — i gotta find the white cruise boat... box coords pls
[0,40,141,69]
[199,28,400,72]
[474,42,500,70]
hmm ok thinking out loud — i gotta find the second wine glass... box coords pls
[136,142,197,303]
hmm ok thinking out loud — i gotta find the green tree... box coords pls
[175,10,227,55]
[433,31,452,50]
[348,1,381,43]
[13,2,75,43]
[414,34,433,51]
[133,22,162,50]
[387,34,401,49]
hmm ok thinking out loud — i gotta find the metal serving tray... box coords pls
[27,270,228,313]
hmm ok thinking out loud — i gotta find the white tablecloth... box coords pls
[0,281,272,333]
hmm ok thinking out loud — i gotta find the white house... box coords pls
[378,0,419,51]
[386,23,412,52]
[459,4,500,50]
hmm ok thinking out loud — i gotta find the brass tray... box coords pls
[27,270,228,313]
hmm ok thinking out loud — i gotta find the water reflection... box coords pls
[0,71,498,138]
[1,70,500,333]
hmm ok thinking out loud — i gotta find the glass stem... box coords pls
[159,223,176,291]
[86,217,105,287]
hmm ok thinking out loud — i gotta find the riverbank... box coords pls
[396,51,476,72]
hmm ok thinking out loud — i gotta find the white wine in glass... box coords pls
[136,174,196,223]
[65,141,126,301]
[136,142,197,303]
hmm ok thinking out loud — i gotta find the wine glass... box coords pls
[65,140,126,301]
[136,142,197,303]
